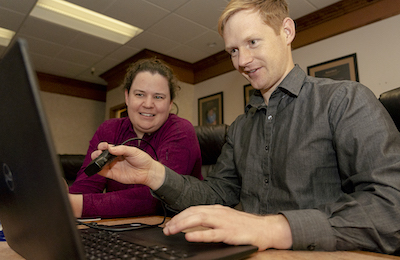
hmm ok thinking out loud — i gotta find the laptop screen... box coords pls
[0,39,85,259]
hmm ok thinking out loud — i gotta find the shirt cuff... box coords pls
[280,209,336,251]
[152,166,185,208]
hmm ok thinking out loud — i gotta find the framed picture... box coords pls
[307,53,359,82]
[110,103,127,118]
[244,84,256,108]
[198,92,223,126]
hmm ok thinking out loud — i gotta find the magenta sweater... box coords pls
[69,114,202,218]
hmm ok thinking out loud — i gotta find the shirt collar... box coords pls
[278,64,306,97]
[245,65,306,114]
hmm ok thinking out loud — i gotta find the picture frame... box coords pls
[307,53,359,82]
[198,92,223,126]
[244,84,256,109]
[110,103,127,118]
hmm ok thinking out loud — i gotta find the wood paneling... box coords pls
[37,72,107,102]
[293,0,400,49]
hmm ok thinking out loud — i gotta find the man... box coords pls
[94,0,400,253]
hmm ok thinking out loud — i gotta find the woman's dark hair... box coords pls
[121,58,180,100]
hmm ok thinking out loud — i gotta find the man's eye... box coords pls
[155,96,164,99]
[230,48,238,56]
[135,93,144,97]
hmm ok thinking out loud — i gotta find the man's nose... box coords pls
[238,48,253,68]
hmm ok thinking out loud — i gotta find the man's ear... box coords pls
[282,17,296,45]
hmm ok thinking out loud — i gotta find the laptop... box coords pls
[0,39,258,260]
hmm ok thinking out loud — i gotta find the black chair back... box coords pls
[379,87,400,131]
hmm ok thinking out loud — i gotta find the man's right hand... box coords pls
[94,142,166,190]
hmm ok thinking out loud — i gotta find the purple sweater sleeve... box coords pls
[69,115,202,218]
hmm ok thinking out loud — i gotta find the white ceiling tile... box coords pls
[32,54,87,78]
[28,53,56,73]
[307,0,342,9]
[57,47,102,67]
[287,0,317,20]
[106,45,141,62]
[166,44,208,63]
[76,68,108,85]
[148,14,208,44]
[144,0,189,11]
[67,33,121,57]
[66,0,117,13]
[185,30,225,55]
[125,31,179,54]
[0,0,36,14]
[18,17,79,46]
[17,35,64,58]
[103,0,169,29]
[93,57,123,72]
[53,62,88,78]
[175,0,228,30]
[0,8,26,31]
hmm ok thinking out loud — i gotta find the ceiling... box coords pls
[0,0,341,85]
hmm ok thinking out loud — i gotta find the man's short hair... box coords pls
[218,0,289,36]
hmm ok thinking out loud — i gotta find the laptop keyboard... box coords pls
[80,229,192,260]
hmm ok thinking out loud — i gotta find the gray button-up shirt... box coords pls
[155,65,400,253]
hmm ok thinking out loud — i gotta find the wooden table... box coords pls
[1,216,399,260]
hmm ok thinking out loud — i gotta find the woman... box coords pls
[68,58,202,218]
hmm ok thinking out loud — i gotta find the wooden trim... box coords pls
[193,51,234,84]
[37,72,107,102]
[294,0,381,33]
[293,0,400,49]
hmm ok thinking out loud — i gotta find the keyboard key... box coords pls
[80,229,189,259]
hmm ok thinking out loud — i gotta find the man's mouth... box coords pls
[245,68,259,74]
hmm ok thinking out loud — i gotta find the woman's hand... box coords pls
[163,205,293,251]
[94,142,166,190]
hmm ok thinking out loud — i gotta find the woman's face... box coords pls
[125,71,172,138]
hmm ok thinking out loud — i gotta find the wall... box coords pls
[292,14,400,97]
[193,70,248,126]
[40,91,105,154]
[191,14,400,126]
[174,82,196,124]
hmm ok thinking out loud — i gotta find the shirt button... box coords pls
[267,115,273,120]
[264,179,269,184]
[265,146,269,151]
